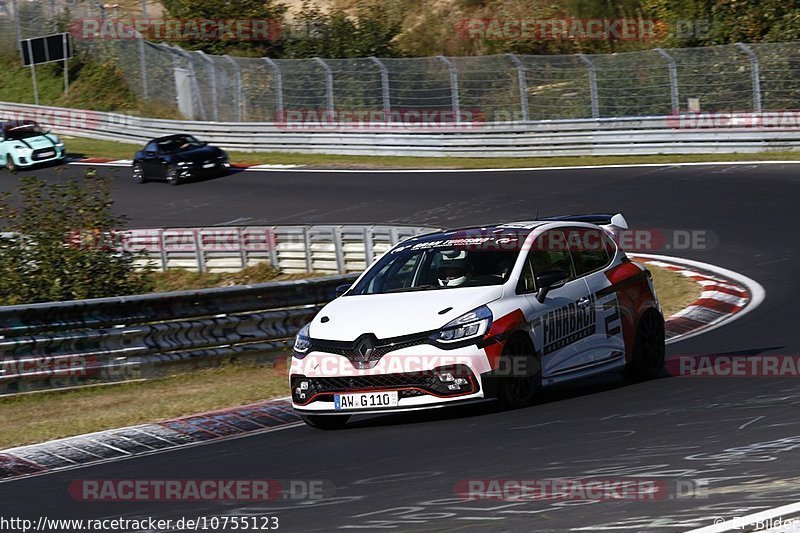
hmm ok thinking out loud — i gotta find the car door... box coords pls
[565,226,626,367]
[519,229,596,384]
[141,141,164,178]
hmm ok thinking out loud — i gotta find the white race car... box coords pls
[290,214,665,429]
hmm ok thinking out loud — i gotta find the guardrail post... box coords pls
[303,227,313,273]
[438,56,461,125]
[363,227,374,265]
[263,58,284,119]
[224,55,243,121]
[193,229,205,273]
[158,230,167,271]
[195,51,219,122]
[506,53,529,122]
[737,43,763,113]
[314,57,335,115]
[332,227,345,274]
[267,226,279,269]
[237,227,247,269]
[577,53,600,119]
[369,57,391,119]
[655,48,679,114]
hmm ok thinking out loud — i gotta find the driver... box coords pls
[437,251,473,287]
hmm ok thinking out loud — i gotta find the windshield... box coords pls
[4,122,46,140]
[157,135,203,154]
[349,245,520,295]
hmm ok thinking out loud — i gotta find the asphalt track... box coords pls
[1,162,799,532]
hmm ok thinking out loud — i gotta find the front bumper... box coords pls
[14,147,65,168]
[290,343,493,414]
[178,161,230,178]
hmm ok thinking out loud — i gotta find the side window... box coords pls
[522,230,575,290]
[567,227,612,277]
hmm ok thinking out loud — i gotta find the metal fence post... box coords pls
[314,57,334,115]
[263,58,284,118]
[438,56,461,124]
[195,51,219,121]
[577,53,600,119]
[137,0,149,100]
[655,48,679,113]
[224,55,243,121]
[507,53,529,122]
[369,57,391,118]
[11,0,20,50]
[737,43,763,112]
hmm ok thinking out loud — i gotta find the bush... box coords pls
[0,171,153,305]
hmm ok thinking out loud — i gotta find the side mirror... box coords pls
[335,284,351,297]
[534,269,569,303]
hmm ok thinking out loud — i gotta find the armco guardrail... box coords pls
[0,274,358,394]
[123,225,436,273]
[3,102,800,157]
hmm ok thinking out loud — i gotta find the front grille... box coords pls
[309,332,432,365]
[291,365,478,405]
[32,148,57,161]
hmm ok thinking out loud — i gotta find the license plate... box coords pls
[334,391,399,410]
[38,151,55,158]
[202,162,215,168]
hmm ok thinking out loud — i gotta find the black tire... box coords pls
[497,334,541,409]
[301,414,350,430]
[624,310,665,382]
[132,162,146,183]
[165,164,181,186]
[4,155,17,173]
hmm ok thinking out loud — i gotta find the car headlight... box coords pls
[177,161,192,166]
[432,305,492,344]
[293,324,311,357]
[14,145,30,153]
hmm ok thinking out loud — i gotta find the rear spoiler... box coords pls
[542,213,628,242]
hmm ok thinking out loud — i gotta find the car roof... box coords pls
[150,134,196,143]
[1,120,39,131]
[403,221,549,245]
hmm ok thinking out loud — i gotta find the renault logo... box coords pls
[354,336,375,362]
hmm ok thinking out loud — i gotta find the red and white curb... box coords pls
[631,253,765,344]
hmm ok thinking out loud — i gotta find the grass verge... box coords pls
[62,136,800,170]
[0,264,701,449]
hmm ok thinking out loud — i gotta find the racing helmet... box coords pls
[437,251,471,287]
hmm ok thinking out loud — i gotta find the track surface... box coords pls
[1,163,798,531]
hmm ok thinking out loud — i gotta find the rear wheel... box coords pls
[624,310,665,382]
[497,334,541,409]
[132,162,146,183]
[165,164,181,186]
[300,414,350,430]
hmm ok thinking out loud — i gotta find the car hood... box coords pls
[11,134,59,148]
[309,285,505,341]
[174,145,220,161]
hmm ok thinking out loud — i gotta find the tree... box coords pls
[0,172,153,305]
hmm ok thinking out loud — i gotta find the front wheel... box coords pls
[624,310,665,382]
[497,335,541,409]
[4,155,17,173]
[165,164,181,186]
[300,414,350,430]
[132,162,146,183]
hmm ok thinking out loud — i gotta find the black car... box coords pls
[132,134,230,185]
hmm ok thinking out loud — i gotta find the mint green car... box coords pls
[0,120,66,171]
